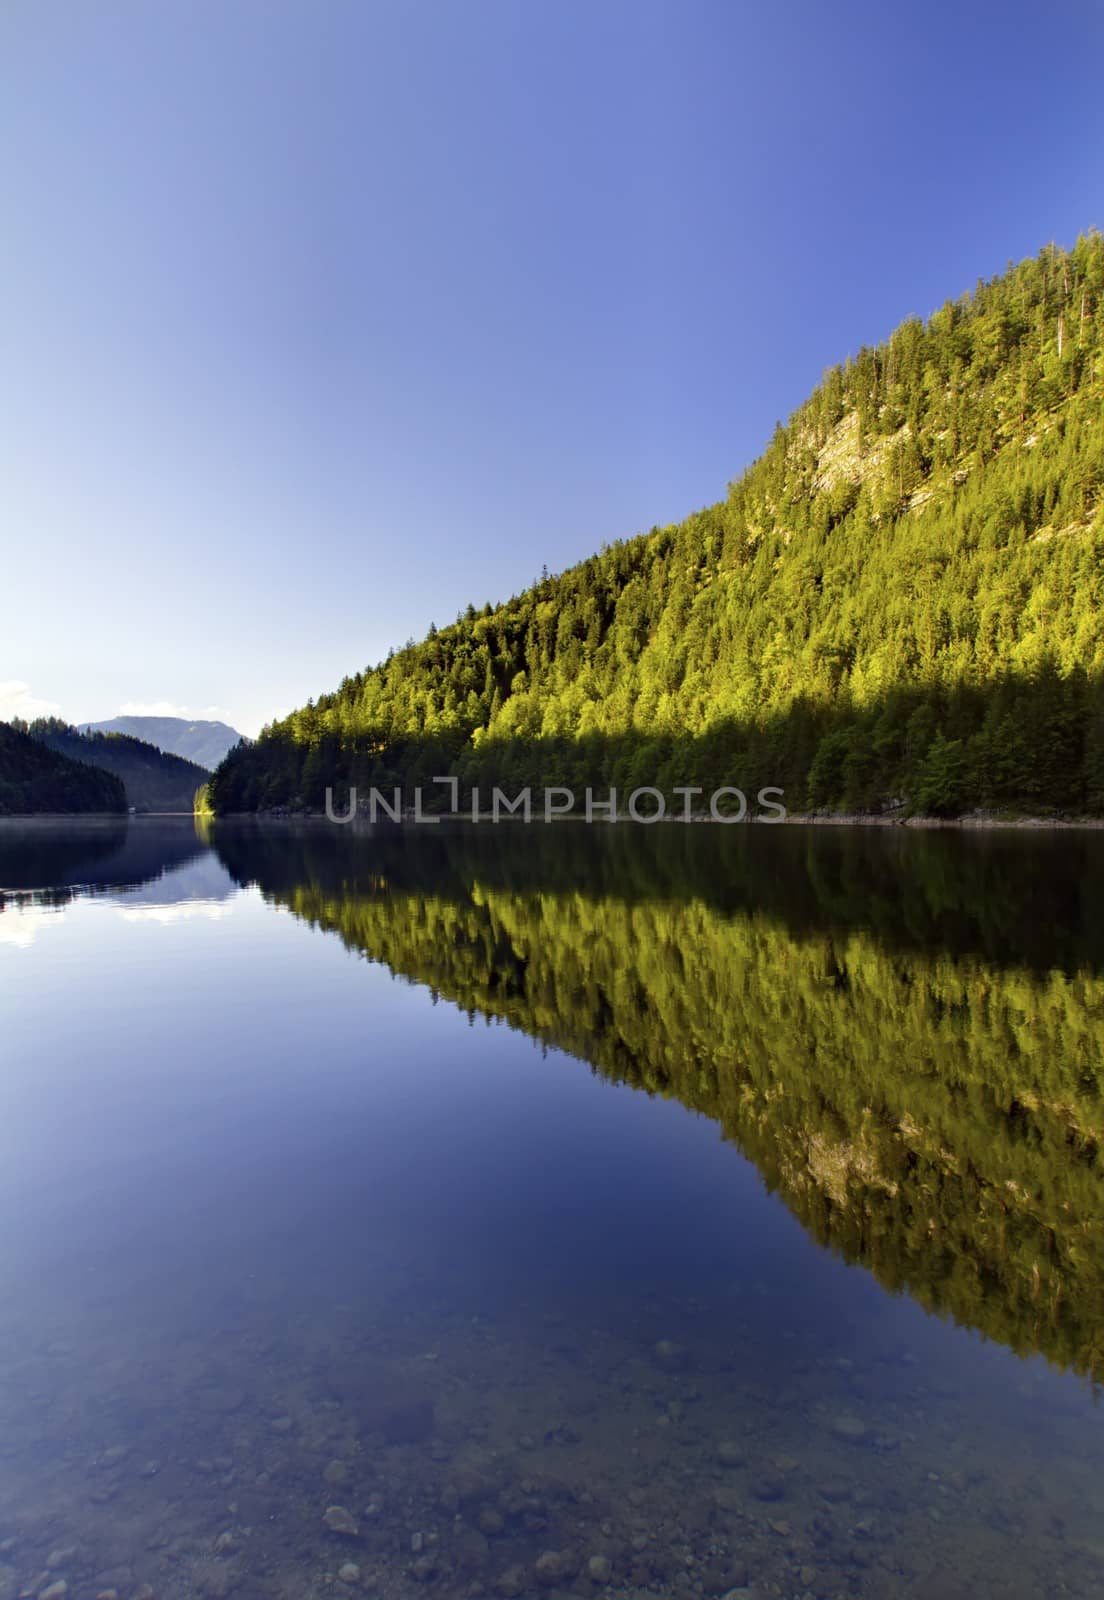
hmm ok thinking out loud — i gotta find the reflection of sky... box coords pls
[117,901,234,925]
[0,878,1083,1389]
[3,851,1104,1578]
[4,869,1104,1600]
[0,882,823,1294]
[0,903,67,948]
[0,848,240,943]
[0,898,236,946]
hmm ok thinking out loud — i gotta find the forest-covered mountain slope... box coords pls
[27,721,210,813]
[211,235,1104,817]
[0,721,126,815]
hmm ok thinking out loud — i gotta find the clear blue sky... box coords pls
[3,0,1102,736]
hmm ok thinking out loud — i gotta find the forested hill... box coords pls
[26,721,210,813]
[0,722,126,815]
[212,234,1104,817]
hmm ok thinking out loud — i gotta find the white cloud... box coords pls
[0,680,61,722]
[116,700,232,723]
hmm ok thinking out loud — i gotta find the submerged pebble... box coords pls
[751,1474,786,1502]
[324,1507,360,1537]
[533,1550,573,1585]
[652,1339,688,1373]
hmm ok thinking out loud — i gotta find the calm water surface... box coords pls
[2,818,1103,1600]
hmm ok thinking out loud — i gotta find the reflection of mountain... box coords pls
[213,821,1104,1381]
[0,817,233,904]
[110,851,237,907]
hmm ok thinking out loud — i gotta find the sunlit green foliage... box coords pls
[213,236,1104,817]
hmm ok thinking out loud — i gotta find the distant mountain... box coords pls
[81,716,243,769]
[0,721,126,815]
[30,721,210,813]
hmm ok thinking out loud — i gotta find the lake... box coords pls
[2,817,1103,1600]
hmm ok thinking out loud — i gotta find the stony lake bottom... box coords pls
[2,818,1104,1600]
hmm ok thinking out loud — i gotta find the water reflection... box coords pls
[1,818,1103,1600]
[213,820,1104,1386]
[0,817,223,899]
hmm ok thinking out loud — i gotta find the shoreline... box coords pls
[780,811,1104,830]
[0,811,196,827]
[4,810,1104,831]
[200,809,1104,832]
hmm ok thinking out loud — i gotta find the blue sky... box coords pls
[3,0,1102,736]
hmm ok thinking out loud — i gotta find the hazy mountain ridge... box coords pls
[82,716,243,770]
[210,235,1104,817]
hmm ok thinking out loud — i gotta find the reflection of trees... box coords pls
[214,822,1104,1381]
[0,819,208,898]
